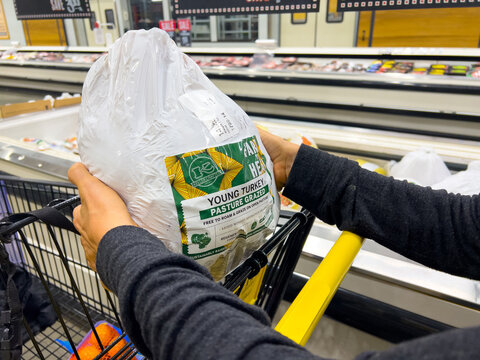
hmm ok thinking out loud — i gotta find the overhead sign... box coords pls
[338,0,480,12]
[159,19,176,41]
[177,18,191,32]
[173,0,320,16]
[159,19,176,32]
[14,0,91,20]
[177,18,192,47]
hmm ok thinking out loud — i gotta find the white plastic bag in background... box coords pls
[388,148,451,186]
[432,161,480,195]
[78,29,279,280]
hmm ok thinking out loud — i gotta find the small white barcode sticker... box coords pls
[179,90,239,141]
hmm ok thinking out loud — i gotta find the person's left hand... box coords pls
[68,163,137,271]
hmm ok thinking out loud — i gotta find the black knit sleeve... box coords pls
[283,145,480,280]
[96,225,321,360]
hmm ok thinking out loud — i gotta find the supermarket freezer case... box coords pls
[1,105,480,343]
[0,106,78,181]
[1,46,480,141]
[2,105,479,178]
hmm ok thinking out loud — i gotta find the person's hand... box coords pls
[68,163,137,271]
[257,128,299,190]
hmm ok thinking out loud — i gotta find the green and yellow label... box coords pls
[165,136,274,266]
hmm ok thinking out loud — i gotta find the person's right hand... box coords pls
[68,163,137,271]
[257,128,299,190]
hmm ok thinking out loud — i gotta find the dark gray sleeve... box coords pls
[283,145,480,280]
[96,225,321,360]
[356,325,480,360]
[94,224,480,360]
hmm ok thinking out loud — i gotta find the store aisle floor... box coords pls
[272,301,392,360]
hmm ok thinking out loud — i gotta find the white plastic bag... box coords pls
[78,29,279,280]
[432,161,480,195]
[388,148,451,186]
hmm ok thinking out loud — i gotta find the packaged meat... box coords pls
[78,29,280,280]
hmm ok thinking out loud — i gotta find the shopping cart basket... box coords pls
[0,175,316,359]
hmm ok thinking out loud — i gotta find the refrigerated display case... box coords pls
[2,104,480,346]
[1,46,479,141]
[0,105,78,180]
[2,104,479,179]
[1,46,480,346]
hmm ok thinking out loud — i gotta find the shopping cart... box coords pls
[0,175,316,359]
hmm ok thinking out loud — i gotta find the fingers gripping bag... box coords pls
[78,29,280,280]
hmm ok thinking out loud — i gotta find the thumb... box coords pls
[68,163,97,199]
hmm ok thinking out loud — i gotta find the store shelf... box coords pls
[181,46,480,60]
[5,57,480,90]
[1,46,479,142]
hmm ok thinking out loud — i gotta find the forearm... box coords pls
[96,226,320,360]
[283,145,480,280]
